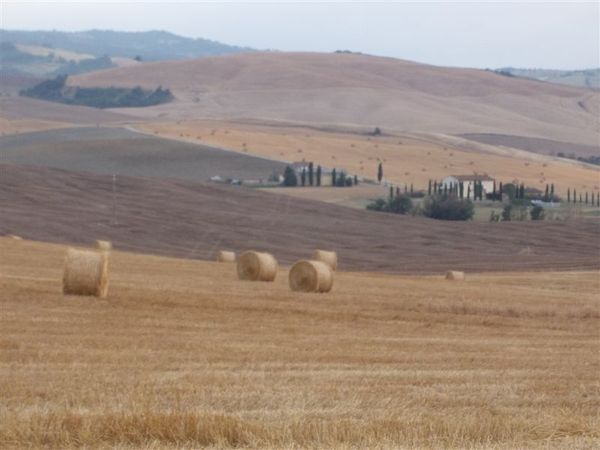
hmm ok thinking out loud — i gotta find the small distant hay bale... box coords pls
[63,248,110,297]
[445,271,465,281]
[311,249,338,271]
[216,250,236,263]
[289,260,333,293]
[237,251,278,281]
[95,240,112,251]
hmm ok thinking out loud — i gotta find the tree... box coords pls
[336,171,347,187]
[283,166,297,187]
[433,180,438,193]
[573,189,577,203]
[410,184,414,195]
[388,195,413,214]
[301,168,306,187]
[530,205,545,220]
[404,184,408,194]
[544,184,549,202]
[499,182,503,198]
[422,195,475,221]
[354,174,358,185]
[501,205,512,221]
[585,192,589,204]
[377,162,383,184]
[308,162,314,186]
[396,186,400,197]
[519,183,525,200]
[428,179,432,196]
[550,183,554,198]
[373,127,382,136]
[467,184,471,200]
[316,165,322,186]
[492,181,497,200]
[389,186,394,199]
[567,188,571,203]
[459,182,464,199]
[331,168,337,186]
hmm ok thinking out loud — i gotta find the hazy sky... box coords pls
[2,1,599,69]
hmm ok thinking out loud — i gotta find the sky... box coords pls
[2,1,599,69]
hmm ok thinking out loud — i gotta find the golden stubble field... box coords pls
[136,120,600,197]
[1,238,599,449]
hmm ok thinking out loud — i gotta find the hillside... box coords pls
[496,67,600,90]
[70,52,600,148]
[2,164,598,274]
[0,29,252,61]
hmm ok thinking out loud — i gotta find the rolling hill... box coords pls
[70,52,599,148]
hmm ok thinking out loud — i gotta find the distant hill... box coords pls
[71,52,599,148]
[494,67,600,90]
[0,29,253,62]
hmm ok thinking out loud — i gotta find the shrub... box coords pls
[422,195,474,221]
[388,195,413,214]
[530,205,545,220]
[282,166,297,187]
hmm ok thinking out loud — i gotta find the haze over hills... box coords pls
[70,51,600,148]
[0,29,252,61]
[495,67,600,90]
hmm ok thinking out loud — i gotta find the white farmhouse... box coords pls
[441,174,495,199]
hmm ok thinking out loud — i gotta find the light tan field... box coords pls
[136,120,600,196]
[1,238,598,449]
[71,52,599,147]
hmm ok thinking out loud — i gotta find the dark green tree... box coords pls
[316,165,322,186]
[389,186,394,199]
[337,171,347,187]
[301,168,306,187]
[585,192,589,204]
[550,183,554,197]
[283,166,298,187]
[410,183,414,195]
[433,180,438,193]
[377,162,383,184]
[519,183,525,200]
[396,186,400,197]
[567,188,570,203]
[459,182,464,199]
[530,205,545,220]
[331,168,337,186]
[354,174,358,185]
[544,184,549,202]
[428,179,432,196]
[308,162,314,186]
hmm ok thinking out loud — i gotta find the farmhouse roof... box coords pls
[450,174,495,182]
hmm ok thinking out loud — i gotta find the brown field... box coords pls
[1,237,598,448]
[136,120,600,196]
[0,116,71,136]
[2,164,599,275]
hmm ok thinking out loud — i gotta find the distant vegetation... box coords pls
[21,75,173,108]
[0,41,114,77]
[491,67,600,90]
[557,152,600,166]
[0,29,252,61]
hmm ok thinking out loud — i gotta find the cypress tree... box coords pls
[467,184,471,200]
[396,186,400,197]
[585,192,589,204]
[579,194,582,203]
[550,183,554,198]
[301,168,306,187]
[410,183,413,195]
[354,174,358,185]
[499,182,503,198]
[597,193,599,207]
[389,185,394,199]
[444,184,448,195]
[377,162,383,184]
[493,180,497,201]
[544,184,549,202]
[433,180,438,193]
[520,183,525,200]
[308,162,314,186]
[404,184,408,194]
[428,179,432,196]
[316,165,322,186]
[573,189,577,203]
[331,168,337,186]
[567,188,570,203]
[459,182,464,199]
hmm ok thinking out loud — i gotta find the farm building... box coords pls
[441,174,495,198]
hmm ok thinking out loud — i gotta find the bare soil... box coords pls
[1,164,598,274]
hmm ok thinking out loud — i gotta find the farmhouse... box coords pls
[441,174,495,197]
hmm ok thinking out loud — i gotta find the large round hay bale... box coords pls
[312,249,338,271]
[216,250,236,263]
[95,240,112,251]
[289,260,334,293]
[237,251,278,281]
[445,270,465,281]
[63,248,110,297]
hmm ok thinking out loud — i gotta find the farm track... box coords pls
[1,163,598,274]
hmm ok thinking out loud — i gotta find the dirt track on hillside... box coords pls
[1,164,598,274]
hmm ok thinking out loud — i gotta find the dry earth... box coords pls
[70,52,599,147]
[1,164,598,274]
[0,238,598,448]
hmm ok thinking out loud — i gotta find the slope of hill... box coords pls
[70,52,599,148]
[0,29,252,61]
[1,164,598,274]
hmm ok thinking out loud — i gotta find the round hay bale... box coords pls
[289,260,334,293]
[63,248,110,297]
[95,240,112,251]
[445,271,465,281]
[237,251,278,281]
[216,250,236,263]
[311,249,338,271]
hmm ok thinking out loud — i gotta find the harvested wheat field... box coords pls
[137,120,600,197]
[1,237,598,449]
